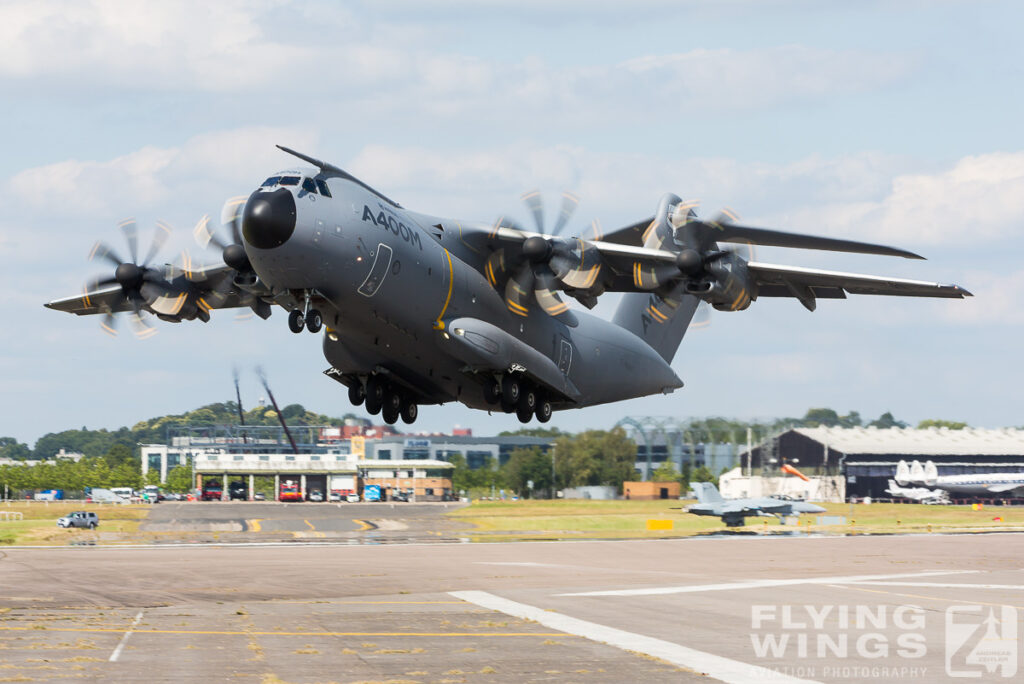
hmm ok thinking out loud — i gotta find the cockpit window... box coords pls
[279,176,300,186]
[316,179,332,198]
[301,177,318,194]
[261,176,282,187]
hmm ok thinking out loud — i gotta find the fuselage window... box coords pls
[316,179,332,198]
[261,176,282,187]
[279,176,300,186]
[301,177,318,194]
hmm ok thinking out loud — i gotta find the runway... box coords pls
[1,533,1022,682]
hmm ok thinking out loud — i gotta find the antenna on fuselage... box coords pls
[275,145,344,175]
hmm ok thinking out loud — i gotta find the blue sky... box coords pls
[1,0,1020,446]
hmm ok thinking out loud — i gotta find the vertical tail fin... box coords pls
[613,289,700,363]
[690,482,723,504]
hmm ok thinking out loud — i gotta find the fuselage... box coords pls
[239,167,682,413]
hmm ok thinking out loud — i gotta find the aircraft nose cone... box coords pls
[242,188,296,249]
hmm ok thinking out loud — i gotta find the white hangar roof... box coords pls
[793,427,1024,456]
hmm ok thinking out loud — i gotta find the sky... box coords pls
[1,0,1021,447]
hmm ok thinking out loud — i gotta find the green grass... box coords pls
[0,502,148,545]
[447,498,1024,540]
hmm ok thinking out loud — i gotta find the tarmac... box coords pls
[1,504,1023,682]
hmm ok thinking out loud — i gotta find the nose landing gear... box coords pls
[288,290,322,334]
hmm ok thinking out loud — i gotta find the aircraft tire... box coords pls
[348,382,365,407]
[305,309,323,333]
[483,377,501,405]
[382,388,402,424]
[536,398,552,423]
[516,403,533,423]
[287,309,305,333]
[500,375,520,412]
[400,399,418,424]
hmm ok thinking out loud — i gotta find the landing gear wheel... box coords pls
[400,399,418,424]
[536,398,553,423]
[305,308,323,333]
[382,388,401,425]
[287,309,305,333]
[516,388,536,423]
[365,376,385,415]
[483,377,501,406]
[500,375,521,413]
[348,382,366,407]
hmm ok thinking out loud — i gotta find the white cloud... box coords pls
[7,126,317,218]
[781,152,1024,246]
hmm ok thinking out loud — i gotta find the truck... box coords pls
[34,489,64,501]
[279,480,302,502]
[142,485,160,502]
[201,482,223,501]
[329,475,356,502]
[228,481,248,501]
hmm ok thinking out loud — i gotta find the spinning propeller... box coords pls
[485,191,604,326]
[86,219,182,338]
[192,197,270,319]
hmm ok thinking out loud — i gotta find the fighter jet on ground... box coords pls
[45,146,970,425]
[687,482,826,527]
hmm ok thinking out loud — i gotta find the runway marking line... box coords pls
[0,625,573,638]
[303,519,316,531]
[269,600,467,605]
[829,583,1024,611]
[246,519,263,532]
[353,519,376,531]
[557,569,980,597]
[108,609,143,662]
[451,590,820,684]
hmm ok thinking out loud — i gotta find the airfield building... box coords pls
[741,427,1024,500]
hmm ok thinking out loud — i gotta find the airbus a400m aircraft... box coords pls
[46,146,970,426]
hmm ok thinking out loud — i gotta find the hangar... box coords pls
[742,426,1024,500]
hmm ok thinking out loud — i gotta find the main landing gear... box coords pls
[349,375,419,426]
[483,373,552,424]
[288,291,322,334]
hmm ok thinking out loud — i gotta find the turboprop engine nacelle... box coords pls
[685,251,758,312]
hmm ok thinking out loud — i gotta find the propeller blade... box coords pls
[521,190,545,234]
[130,310,158,339]
[691,301,712,329]
[504,266,535,317]
[484,248,511,287]
[119,219,138,264]
[100,312,118,337]
[631,260,680,290]
[221,196,247,246]
[534,270,578,326]
[89,241,123,268]
[142,220,172,267]
[193,214,227,251]
[86,275,120,291]
[550,191,579,236]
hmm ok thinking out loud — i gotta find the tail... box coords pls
[690,482,723,504]
[613,290,701,363]
[895,460,910,486]
[923,460,938,487]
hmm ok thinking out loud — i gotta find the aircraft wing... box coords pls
[719,500,791,516]
[747,262,971,302]
[44,264,265,319]
[986,483,1024,494]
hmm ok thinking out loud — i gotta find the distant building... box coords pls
[741,427,1024,500]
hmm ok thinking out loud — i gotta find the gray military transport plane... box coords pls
[46,146,970,426]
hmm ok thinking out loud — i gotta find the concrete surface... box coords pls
[1,527,1023,682]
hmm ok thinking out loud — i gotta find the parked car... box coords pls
[57,511,99,529]
[346,493,360,503]
[253,492,266,501]
[328,491,342,502]
[308,489,324,502]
